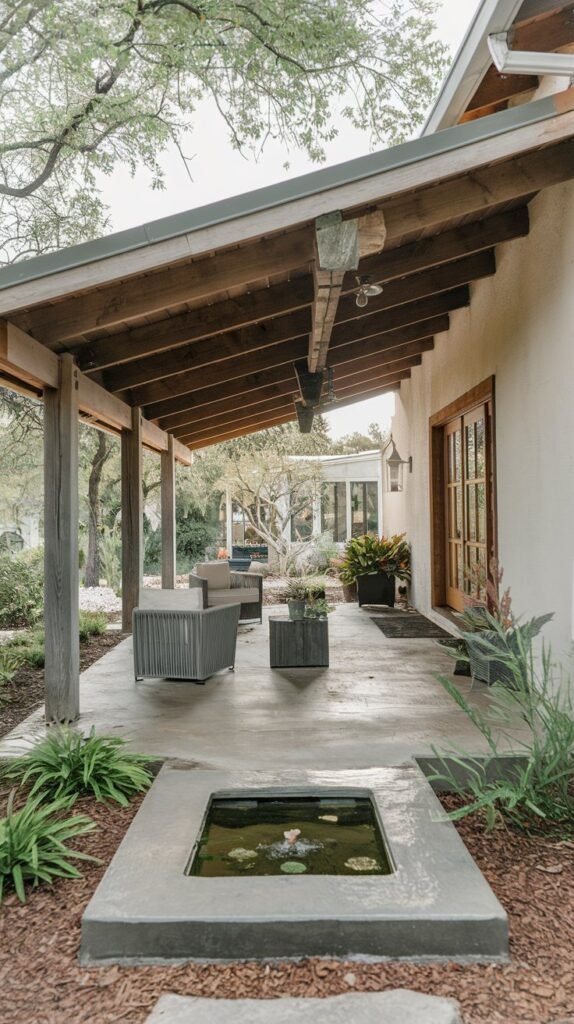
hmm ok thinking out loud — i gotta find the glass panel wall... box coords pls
[351,481,378,537]
[321,482,347,542]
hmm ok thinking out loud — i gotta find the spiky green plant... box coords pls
[0,649,24,686]
[4,728,154,806]
[0,790,97,902]
[429,619,574,837]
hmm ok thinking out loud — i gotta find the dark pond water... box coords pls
[188,796,392,877]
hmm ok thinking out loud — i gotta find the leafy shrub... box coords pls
[0,547,44,628]
[339,533,411,585]
[4,727,155,806]
[0,790,97,902]
[0,649,25,686]
[430,619,574,837]
[78,611,107,642]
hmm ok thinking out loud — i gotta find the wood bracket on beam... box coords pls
[294,360,324,406]
[295,402,315,433]
[308,210,387,374]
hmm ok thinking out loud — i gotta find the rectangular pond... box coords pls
[81,765,508,963]
[188,796,393,877]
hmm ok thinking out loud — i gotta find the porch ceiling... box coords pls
[1,89,574,450]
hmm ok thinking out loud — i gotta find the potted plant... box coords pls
[285,578,308,620]
[339,533,411,608]
[284,577,326,620]
[304,597,333,620]
[457,562,552,687]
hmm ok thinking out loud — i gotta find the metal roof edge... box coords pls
[423,0,525,135]
[0,86,564,295]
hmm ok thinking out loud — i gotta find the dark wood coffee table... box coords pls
[269,615,329,668]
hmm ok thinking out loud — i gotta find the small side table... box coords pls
[269,616,329,668]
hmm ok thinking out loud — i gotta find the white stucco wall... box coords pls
[384,179,574,660]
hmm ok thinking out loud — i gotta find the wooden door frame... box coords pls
[429,376,497,609]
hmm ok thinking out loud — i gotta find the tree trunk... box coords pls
[85,431,111,587]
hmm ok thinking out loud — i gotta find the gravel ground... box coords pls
[0,793,572,1024]
[79,587,122,614]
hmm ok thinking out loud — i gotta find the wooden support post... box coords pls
[44,354,80,723]
[161,434,176,589]
[121,407,143,632]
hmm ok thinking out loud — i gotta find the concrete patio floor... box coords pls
[0,605,527,768]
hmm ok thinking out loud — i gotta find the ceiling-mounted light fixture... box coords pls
[355,274,383,309]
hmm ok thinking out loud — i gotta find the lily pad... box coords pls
[280,861,307,874]
[228,848,258,862]
[344,856,380,872]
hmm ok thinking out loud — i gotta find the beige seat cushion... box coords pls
[138,588,202,611]
[194,561,231,589]
[207,588,260,607]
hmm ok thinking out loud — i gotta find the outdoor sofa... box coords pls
[189,561,263,623]
[133,588,241,683]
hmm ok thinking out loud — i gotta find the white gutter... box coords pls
[423,0,526,135]
[488,31,574,77]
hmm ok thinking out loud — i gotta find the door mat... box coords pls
[370,613,452,639]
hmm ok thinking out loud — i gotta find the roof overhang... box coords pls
[1,86,574,451]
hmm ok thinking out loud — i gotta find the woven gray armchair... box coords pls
[189,561,263,623]
[133,589,241,683]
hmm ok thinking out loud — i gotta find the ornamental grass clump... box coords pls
[430,617,574,838]
[4,727,154,806]
[0,790,97,902]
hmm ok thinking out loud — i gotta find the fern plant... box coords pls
[4,728,155,806]
[0,790,97,902]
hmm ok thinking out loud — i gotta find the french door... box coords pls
[444,403,491,611]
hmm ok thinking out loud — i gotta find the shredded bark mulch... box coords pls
[0,791,573,1024]
[0,631,127,739]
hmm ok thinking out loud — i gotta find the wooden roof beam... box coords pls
[141,313,451,419]
[0,319,192,464]
[382,138,574,239]
[16,227,314,345]
[171,352,426,440]
[181,373,409,447]
[80,207,527,375]
[131,251,486,408]
[156,336,434,432]
[108,264,472,398]
[106,307,311,394]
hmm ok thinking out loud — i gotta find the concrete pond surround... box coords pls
[81,762,508,964]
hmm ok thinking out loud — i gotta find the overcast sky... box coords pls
[99,0,481,439]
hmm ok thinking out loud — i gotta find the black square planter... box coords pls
[357,571,396,607]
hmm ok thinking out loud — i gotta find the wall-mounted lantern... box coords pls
[386,439,412,493]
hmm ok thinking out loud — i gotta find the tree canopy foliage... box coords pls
[0,0,447,262]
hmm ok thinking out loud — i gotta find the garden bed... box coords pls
[0,630,127,739]
[0,792,572,1024]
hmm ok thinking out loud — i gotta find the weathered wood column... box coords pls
[44,354,80,723]
[121,407,143,632]
[161,434,176,588]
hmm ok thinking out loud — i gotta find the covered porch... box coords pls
[0,603,528,767]
[0,82,573,726]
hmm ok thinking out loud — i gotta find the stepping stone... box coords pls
[145,989,462,1023]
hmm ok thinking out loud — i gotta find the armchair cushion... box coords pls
[194,561,231,589]
[208,587,260,607]
[138,588,201,611]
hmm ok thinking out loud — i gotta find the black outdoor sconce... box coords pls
[386,439,412,493]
